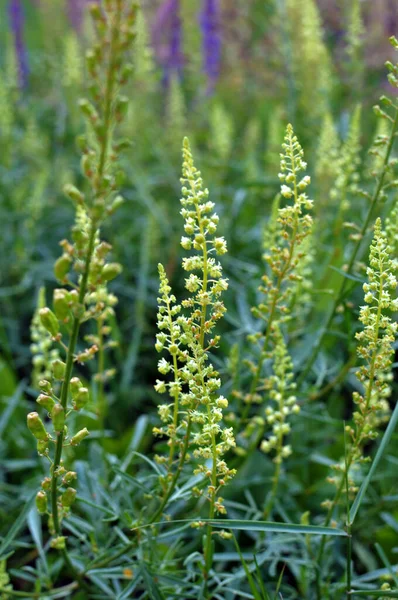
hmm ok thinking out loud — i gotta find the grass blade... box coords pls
[0,491,36,560]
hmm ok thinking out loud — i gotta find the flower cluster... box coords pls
[348,218,397,460]
[244,124,313,407]
[324,219,397,507]
[154,138,235,516]
[27,0,136,546]
[260,326,300,463]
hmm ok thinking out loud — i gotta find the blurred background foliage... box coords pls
[0,1,397,596]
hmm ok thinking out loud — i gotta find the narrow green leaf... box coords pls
[375,544,398,587]
[0,491,36,559]
[350,400,398,524]
[232,534,264,600]
[140,563,166,600]
[207,519,347,537]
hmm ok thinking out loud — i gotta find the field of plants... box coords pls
[0,0,397,598]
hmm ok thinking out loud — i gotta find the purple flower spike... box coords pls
[67,0,87,32]
[199,0,222,93]
[8,0,29,88]
[153,0,183,84]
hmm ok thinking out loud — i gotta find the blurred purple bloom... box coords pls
[8,0,29,87]
[152,0,183,83]
[199,0,222,92]
[67,0,88,32]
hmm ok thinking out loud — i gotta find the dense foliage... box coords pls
[0,1,397,599]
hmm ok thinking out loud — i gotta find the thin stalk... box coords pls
[149,419,192,525]
[51,224,97,534]
[299,108,398,386]
[97,317,106,443]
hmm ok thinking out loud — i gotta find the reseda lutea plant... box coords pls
[152,138,235,583]
[27,0,136,550]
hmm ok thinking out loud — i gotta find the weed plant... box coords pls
[0,1,397,599]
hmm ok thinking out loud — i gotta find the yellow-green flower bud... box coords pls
[50,536,66,550]
[70,377,83,398]
[27,412,48,441]
[70,427,90,446]
[41,477,51,491]
[102,263,122,282]
[73,387,89,410]
[78,98,98,121]
[54,255,72,282]
[52,359,66,380]
[63,184,85,205]
[53,289,70,321]
[39,380,52,394]
[51,404,65,433]
[63,471,77,485]
[36,491,48,514]
[39,308,59,337]
[36,394,56,413]
[61,487,77,508]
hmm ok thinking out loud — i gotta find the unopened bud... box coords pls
[54,255,72,282]
[63,471,77,485]
[36,491,48,514]
[70,428,89,446]
[73,387,89,410]
[102,263,122,282]
[52,359,66,380]
[53,289,70,320]
[27,412,48,441]
[70,377,83,398]
[61,487,77,508]
[63,184,85,205]
[36,394,56,413]
[39,308,59,337]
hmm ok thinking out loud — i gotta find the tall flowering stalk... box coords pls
[200,0,222,93]
[316,218,397,598]
[152,138,235,587]
[27,0,136,551]
[7,0,29,88]
[240,124,313,422]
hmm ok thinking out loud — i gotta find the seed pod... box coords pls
[70,377,83,398]
[54,255,72,282]
[36,394,56,413]
[70,427,90,446]
[73,387,89,410]
[102,262,122,282]
[61,487,77,508]
[63,184,85,206]
[39,308,59,337]
[63,471,77,485]
[53,289,70,321]
[36,491,48,514]
[27,412,48,441]
[52,359,66,380]
[51,404,65,433]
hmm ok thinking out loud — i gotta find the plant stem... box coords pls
[149,419,192,525]
[298,108,398,387]
[51,224,97,534]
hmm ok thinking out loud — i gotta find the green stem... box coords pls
[149,419,192,525]
[298,107,398,387]
[51,224,97,534]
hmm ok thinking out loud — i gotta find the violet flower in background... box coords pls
[67,0,92,32]
[199,0,222,93]
[8,0,29,88]
[152,0,183,85]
